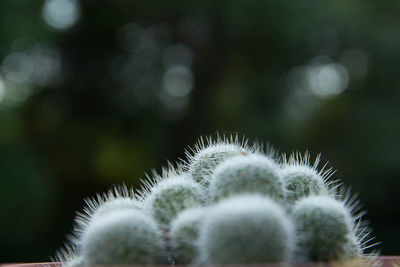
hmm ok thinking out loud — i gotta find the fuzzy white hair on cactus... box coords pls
[208,153,286,202]
[142,174,205,228]
[80,209,166,264]
[185,135,256,187]
[169,206,207,264]
[197,194,295,264]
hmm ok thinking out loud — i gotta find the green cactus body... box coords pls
[169,207,206,264]
[208,154,286,202]
[198,195,294,264]
[292,195,354,262]
[143,175,204,228]
[80,209,166,264]
[282,165,329,203]
[188,143,250,187]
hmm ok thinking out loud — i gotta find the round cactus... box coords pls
[198,195,294,264]
[80,209,166,264]
[72,184,139,241]
[186,137,252,187]
[292,195,355,262]
[208,154,286,202]
[281,164,329,202]
[169,207,207,264]
[143,174,205,228]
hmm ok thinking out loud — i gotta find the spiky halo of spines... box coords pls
[280,151,341,196]
[70,184,138,241]
[184,134,269,187]
[292,195,356,262]
[141,171,205,228]
[208,153,287,202]
[52,243,84,267]
[183,134,279,165]
[336,185,381,262]
[135,160,186,205]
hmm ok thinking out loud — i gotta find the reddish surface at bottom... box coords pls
[1,257,399,266]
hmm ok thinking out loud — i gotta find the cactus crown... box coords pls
[208,153,286,202]
[70,184,138,243]
[142,173,205,228]
[184,135,257,186]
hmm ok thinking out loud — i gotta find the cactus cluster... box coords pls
[54,135,379,266]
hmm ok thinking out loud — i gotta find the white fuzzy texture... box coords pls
[209,154,286,202]
[169,207,207,264]
[72,184,139,243]
[281,165,329,202]
[188,143,250,186]
[80,209,165,264]
[198,194,294,264]
[143,174,205,227]
[292,195,354,262]
[90,197,139,222]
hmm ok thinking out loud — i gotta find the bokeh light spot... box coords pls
[307,63,349,98]
[2,52,33,83]
[163,65,194,98]
[42,0,80,30]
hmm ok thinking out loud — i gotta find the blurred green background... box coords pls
[1,0,399,262]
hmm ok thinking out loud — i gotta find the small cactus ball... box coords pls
[188,142,250,186]
[198,194,294,264]
[169,207,207,264]
[144,175,204,227]
[281,164,329,202]
[292,195,355,262]
[209,154,286,202]
[80,209,166,264]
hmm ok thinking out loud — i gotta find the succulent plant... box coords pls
[198,194,294,264]
[71,184,139,243]
[281,152,338,203]
[292,195,356,262]
[186,135,253,187]
[169,207,207,264]
[54,135,379,266]
[80,209,166,264]
[142,174,205,228]
[208,154,286,202]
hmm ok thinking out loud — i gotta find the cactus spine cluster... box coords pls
[54,135,379,266]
